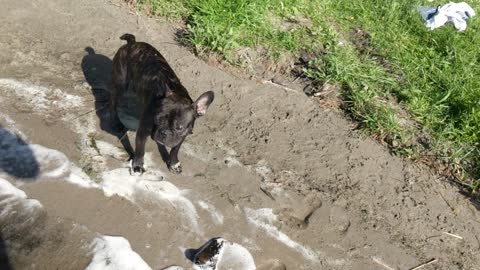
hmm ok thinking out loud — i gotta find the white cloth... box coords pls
[420,2,475,31]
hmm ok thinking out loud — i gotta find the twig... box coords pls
[425,234,442,240]
[66,105,108,121]
[372,257,396,270]
[313,88,336,97]
[290,74,302,83]
[409,259,437,270]
[259,185,275,201]
[442,232,463,240]
[261,79,300,94]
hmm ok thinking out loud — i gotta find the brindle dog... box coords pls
[111,33,214,174]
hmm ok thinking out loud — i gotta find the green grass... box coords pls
[136,0,480,191]
[138,0,319,57]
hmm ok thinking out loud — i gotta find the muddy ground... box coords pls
[0,0,479,269]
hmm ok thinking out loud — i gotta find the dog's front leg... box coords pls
[168,139,184,174]
[132,131,148,174]
[131,124,150,174]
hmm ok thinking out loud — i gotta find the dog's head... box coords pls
[152,91,214,147]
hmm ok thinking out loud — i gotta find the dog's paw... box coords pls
[133,166,145,175]
[168,162,182,174]
[129,160,146,176]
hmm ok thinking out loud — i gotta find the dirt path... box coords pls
[0,0,479,269]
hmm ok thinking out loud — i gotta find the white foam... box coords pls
[86,235,152,270]
[78,141,202,234]
[70,112,111,178]
[0,113,27,140]
[0,125,202,234]
[0,78,83,113]
[0,79,104,184]
[100,169,164,199]
[0,130,95,189]
[101,170,201,233]
[68,165,100,189]
[95,140,130,160]
[217,241,256,270]
[90,140,201,233]
[192,238,256,270]
[198,200,224,225]
[245,208,319,262]
[0,178,29,198]
[0,178,42,216]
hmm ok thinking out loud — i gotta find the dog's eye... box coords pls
[175,125,184,131]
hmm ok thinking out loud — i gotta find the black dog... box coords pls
[111,33,214,174]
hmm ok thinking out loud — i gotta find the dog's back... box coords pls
[115,34,192,103]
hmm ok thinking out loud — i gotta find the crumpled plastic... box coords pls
[418,2,476,31]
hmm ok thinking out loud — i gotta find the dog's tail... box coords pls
[120,33,136,45]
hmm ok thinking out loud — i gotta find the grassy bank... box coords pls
[135,0,480,192]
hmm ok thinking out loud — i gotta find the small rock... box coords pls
[291,194,322,223]
[278,193,322,229]
[329,206,351,233]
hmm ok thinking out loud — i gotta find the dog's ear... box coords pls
[194,91,214,116]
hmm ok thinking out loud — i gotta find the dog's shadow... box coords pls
[81,47,116,134]
[80,47,169,163]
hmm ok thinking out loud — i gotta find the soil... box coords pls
[0,0,479,269]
